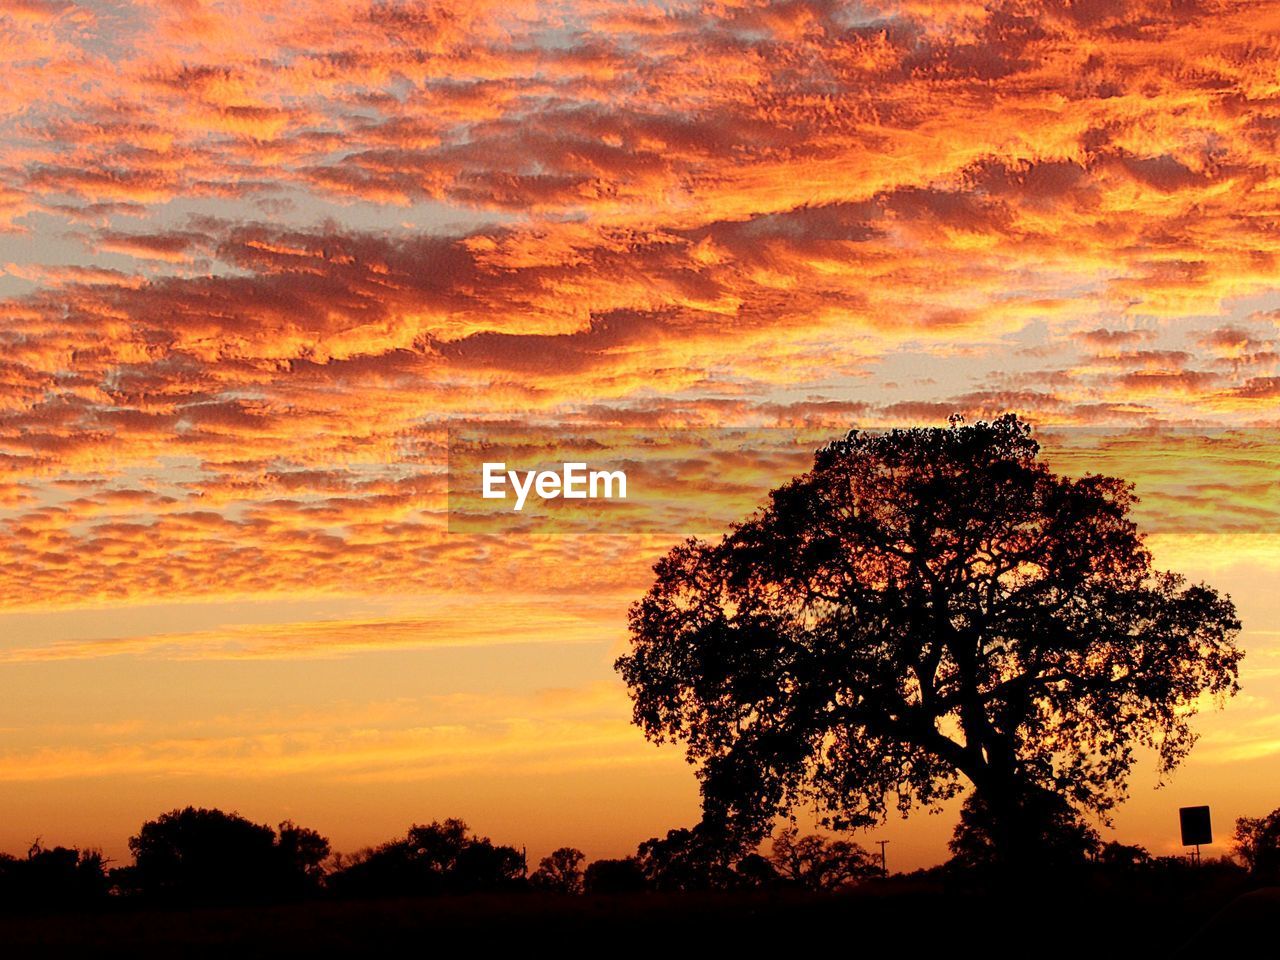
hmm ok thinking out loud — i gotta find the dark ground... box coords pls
[1,882,1275,958]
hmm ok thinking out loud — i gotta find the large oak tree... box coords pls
[618,416,1242,865]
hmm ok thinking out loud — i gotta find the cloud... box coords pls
[0,597,619,662]
[0,680,658,784]
[0,0,1276,662]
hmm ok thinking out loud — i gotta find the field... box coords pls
[2,881,1275,958]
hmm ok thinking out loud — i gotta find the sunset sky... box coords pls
[2,0,1280,871]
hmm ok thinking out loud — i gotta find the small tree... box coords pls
[125,808,330,902]
[0,842,108,909]
[733,852,780,888]
[770,827,877,889]
[636,826,739,891]
[277,820,331,893]
[948,787,1099,871]
[327,818,523,897]
[530,847,585,894]
[1097,841,1151,869]
[129,807,281,902]
[582,857,646,894]
[619,416,1242,870]
[1234,807,1280,882]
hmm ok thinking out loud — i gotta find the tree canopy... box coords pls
[1234,806,1280,882]
[618,415,1242,865]
[582,857,646,894]
[769,827,877,889]
[530,847,586,894]
[636,826,738,891]
[326,818,523,897]
[948,786,1100,871]
[0,842,107,908]
[126,806,329,902]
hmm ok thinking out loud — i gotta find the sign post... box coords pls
[1179,805,1212,865]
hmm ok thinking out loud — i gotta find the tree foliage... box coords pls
[618,416,1242,865]
[948,787,1100,870]
[327,818,523,897]
[0,842,107,909]
[636,826,739,892]
[1234,807,1280,882]
[582,857,646,894]
[629,823,876,892]
[530,847,586,894]
[1096,841,1152,869]
[770,827,878,889]
[276,820,332,892]
[126,806,327,902]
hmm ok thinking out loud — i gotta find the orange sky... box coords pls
[1,0,1280,870]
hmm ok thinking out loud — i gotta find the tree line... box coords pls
[0,808,879,908]
[2,802,1279,911]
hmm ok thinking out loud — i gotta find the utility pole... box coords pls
[876,839,889,878]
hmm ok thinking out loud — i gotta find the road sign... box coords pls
[1180,805,1212,847]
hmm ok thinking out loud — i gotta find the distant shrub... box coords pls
[1235,807,1280,883]
[769,828,878,890]
[124,807,329,903]
[637,827,739,892]
[530,847,585,894]
[327,818,523,898]
[583,857,646,894]
[0,841,108,911]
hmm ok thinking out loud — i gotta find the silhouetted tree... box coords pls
[277,820,331,894]
[949,786,1100,871]
[0,842,107,910]
[582,857,646,894]
[327,818,523,897]
[769,827,877,889]
[129,807,275,902]
[126,807,329,903]
[1097,840,1152,869]
[618,416,1242,871]
[1234,806,1280,882]
[636,826,739,891]
[733,852,780,888]
[530,847,585,894]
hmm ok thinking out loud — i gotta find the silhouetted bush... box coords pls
[949,787,1100,876]
[1096,841,1151,870]
[636,826,741,892]
[276,820,331,895]
[123,807,329,903]
[327,818,523,898]
[733,852,779,888]
[530,847,585,894]
[583,857,646,894]
[0,842,108,911]
[1234,805,1280,883]
[769,827,878,889]
[630,824,877,893]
